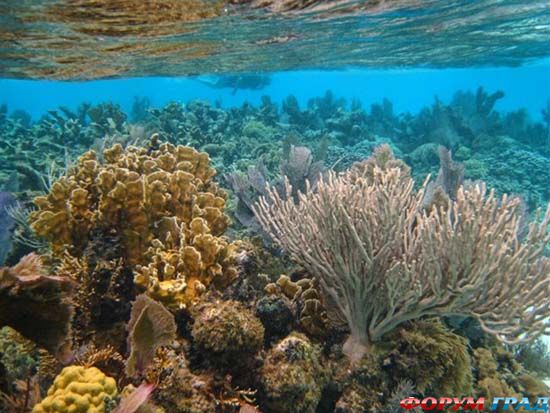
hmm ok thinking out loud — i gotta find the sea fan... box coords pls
[125,294,177,377]
[113,383,155,413]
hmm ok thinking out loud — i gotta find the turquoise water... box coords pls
[1,65,549,119]
[1,2,550,413]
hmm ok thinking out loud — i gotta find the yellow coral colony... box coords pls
[32,366,117,413]
[29,138,240,310]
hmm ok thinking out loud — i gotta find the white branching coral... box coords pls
[253,151,550,361]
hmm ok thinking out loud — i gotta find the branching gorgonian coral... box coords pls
[253,150,550,361]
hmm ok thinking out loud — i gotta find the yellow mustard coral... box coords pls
[265,275,328,337]
[32,365,117,413]
[29,136,240,309]
[133,216,239,309]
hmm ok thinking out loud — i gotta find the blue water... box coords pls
[2,64,549,120]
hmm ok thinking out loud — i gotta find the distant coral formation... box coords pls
[2,89,549,211]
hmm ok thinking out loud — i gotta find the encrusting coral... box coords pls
[327,318,484,412]
[473,343,550,405]
[255,294,294,342]
[29,135,240,311]
[32,365,117,413]
[260,332,328,413]
[332,352,386,412]
[192,299,264,360]
[385,319,473,396]
[155,366,217,413]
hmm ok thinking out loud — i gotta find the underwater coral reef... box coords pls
[1,89,549,209]
[0,90,549,413]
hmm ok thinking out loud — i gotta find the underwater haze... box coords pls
[1,1,550,413]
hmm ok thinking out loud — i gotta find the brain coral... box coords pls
[32,365,117,413]
[29,136,240,309]
[192,299,264,358]
[260,333,328,413]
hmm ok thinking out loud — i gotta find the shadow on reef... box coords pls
[0,91,549,412]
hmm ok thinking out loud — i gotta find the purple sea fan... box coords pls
[125,294,177,377]
[240,403,262,413]
[113,382,155,413]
